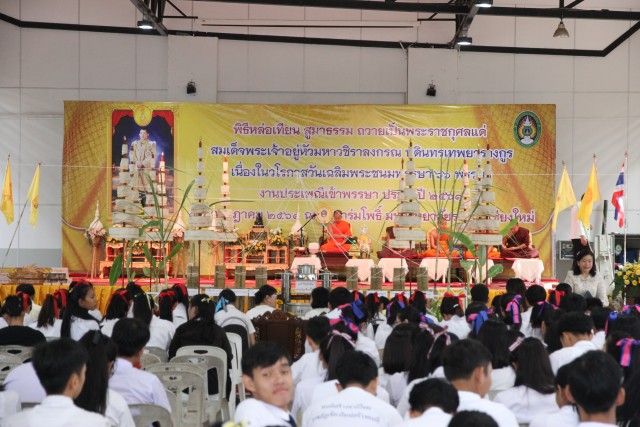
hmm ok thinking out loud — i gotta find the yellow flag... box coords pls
[552,165,577,231]
[26,164,40,227]
[1,159,14,224]
[577,160,601,230]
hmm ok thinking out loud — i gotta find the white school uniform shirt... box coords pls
[578,423,617,427]
[303,386,402,427]
[438,315,470,339]
[303,307,329,320]
[550,340,597,374]
[291,350,326,386]
[398,407,452,427]
[592,330,606,350]
[28,319,62,338]
[100,318,120,337]
[214,305,256,334]
[234,398,295,427]
[457,390,519,427]
[69,317,100,341]
[245,304,274,319]
[2,395,111,427]
[109,358,171,413]
[374,323,393,349]
[530,404,579,427]
[23,313,36,327]
[90,309,103,321]
[493,385,559,423]
[490,366,516,391]
[521,308,532,333]
[0,390,21,419]
[382,371,408,406]
[356,332,381,367]
[3,363,45,404]
[106,389,135,427]
[312,380,390,405]
[30,303,41,319]
[147,315,176,350]
[0,317,8,329]
[172,304,188,328]
[292,375,324,416]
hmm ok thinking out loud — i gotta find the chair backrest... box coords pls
[225,332,243,374]
[129,403,173,427]
[140,353,162,369]
[0,353,22,364]
[252,311,307,361]
[0,362,21,384]
[172,347,228,398]
[144,346,169,363]
[223,324,249,352]
[0,346,33,362]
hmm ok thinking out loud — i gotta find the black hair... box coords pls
[408,378,459,414]
[75,331,117,415]
[605,331,640,383]
[171,283,190,313]
[382,324,414,374]
[557,312,593,336]
[548,284,572,306]
[1,295,23,318]
[448,411,498,427]
[440,296,463,317]
[125,282,145,299]
[476,319,511,369]
[543,309,567,353]
[607,314,640,339]
[328,287,353,309]
[157,289,176,322]
[512,337,555,394]
[555,362,573,388]
[530,301,557,329]
[305,316,331,345]
[320,331,355,381]
[105,290,130,320]
[190,294,216,322]
[398,306,421,325]
[470,284,489,304]
[16,283,35,297]
[37,294,58,328]
[407,326,453,382]
[32,338,88,395]
[571,249,597,277]
[132,293,154,326]
[525,284,547,306]
[219,288,237,304]
[442,339,492,382]
[364,293,381,324]
[506,278,528,309]
[569,351,622,414]
[490,294,504,321]
[409,290,427,314]
[386,299,405,326]
[111,318,150,357]
[310,287,329,309]
[560,293,587,314]
[379,296,390,307]
[590,307,612,331]
[335,350,377,388]
[241,341,291,377]
[618,371,640,426]
[585,297,604,312]
[500,292,523,330]
[464,301,493,337]
[254,285,277,305]
[61,282,99,338]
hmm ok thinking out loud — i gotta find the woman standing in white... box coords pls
[563,250,608,306]
[246,285,278,319]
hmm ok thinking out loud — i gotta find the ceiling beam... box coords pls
[130,0,168,35]
[479,7,640,20]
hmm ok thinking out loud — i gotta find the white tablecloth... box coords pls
[378,258,408,282]
[464,259,495,284]
[290,256,322,276]
[512,258,544,283]
[419,258,450,282]
[346,258,376,282]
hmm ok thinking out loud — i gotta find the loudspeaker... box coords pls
[186,80,196,95]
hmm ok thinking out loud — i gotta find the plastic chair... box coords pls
[140,353,162,369]
[0,354,22,364]
[145,363,206,427]
[0,362,21,384]
[173,346,230,422]
[223,324,249,352]
[0,346,33,362]
[129,403,173,427]
[145,346,169,363]
[225,332,246,417]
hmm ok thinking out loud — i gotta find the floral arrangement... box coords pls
[269,228,287,247]
[613,261,640,300]
[132,241,146,255]
[85,228,107,245]
[247,241,266,254]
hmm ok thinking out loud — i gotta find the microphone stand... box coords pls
[295,214,318,253]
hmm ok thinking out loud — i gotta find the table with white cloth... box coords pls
[463,259,495,284]
[290,256,323,276]
[378,258,408,282]
[511,258,544,284]
[345,258,376,283]
[419,258,450,282]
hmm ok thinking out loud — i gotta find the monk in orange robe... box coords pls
[424,219,460,258]
[320,210,352,253]
[463,245,501,259]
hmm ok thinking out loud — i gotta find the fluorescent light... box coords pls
[475,0,493,7]
[456,36,473,46]
[137,19,153,30]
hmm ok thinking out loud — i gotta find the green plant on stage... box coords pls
[612,261,640,301]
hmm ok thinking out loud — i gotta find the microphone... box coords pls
[311,213,317,218]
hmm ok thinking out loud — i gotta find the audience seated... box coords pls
[549,312,596,374]
[131,293,175,350]
[4,362,45,404]
[99,289,129,337]
[61,281,100,341]
[530,363,579,427]
[470,284,489,308]
[16,284,40,320]
[522,284,547,337]
[170,283,190,327]
[379,323,414,406]
[398,378,457,427]
[214,288,256,347]
[438,295,470,339]
[448,410,499,427]
[590,306,611,350]
[302,287,330,320]
[15,289,36,326]
[0,295,46,346]
[246,285,278,319]
[291,317,330,386]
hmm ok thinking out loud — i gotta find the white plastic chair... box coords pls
[129,403,173,427]
[0,362,21,384]
[0,346,32,362]
[144,346,169,363]
[140,353,161,369]
[225,332,246,417]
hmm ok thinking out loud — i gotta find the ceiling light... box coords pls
[137,15,153,30]
[553,19,569,38]
[475,0,493,8]
[456,36,472,46]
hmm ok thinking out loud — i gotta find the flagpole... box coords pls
[623,152,628,264]
[1,197,31,269]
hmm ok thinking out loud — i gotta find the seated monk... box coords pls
[463,245,501,259]
[377,226,419,259]
[424,219,460,258]
[320,210,352,254]
[501,222,539,258]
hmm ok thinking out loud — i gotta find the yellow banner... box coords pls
[63,102,555,276]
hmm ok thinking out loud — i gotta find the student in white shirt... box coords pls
[398,378,457,427]
[291,316,330,386]
[16,284,40,320]
[99,289,130,337]
[3,338,111,427]
[530,363,580,427]
[16,288,36,326]
[448,410,499,427]
[76,330,135,427]
[29,295,62,338]
[506,278,530,330]
[476,319,516,392]
[170,283,190,327]
[246,284,278,319]
[567,351,625,427]
[108,318,172,413]
[156,288,177,325]
[303,287,330,320]
[131,293,175,350]
[522,284,547,338]
[362,292,386,338]
[500,291,525,334]
[214,288,256,346]
[235,342,295,427]
[380,324,414,405]
[493,338,558,423]
[550,312,597,374]
[3,362,46,404]
[374,297,404,349]
[304,350,402,427]
[438,295,470,339]
[590,307,609,350]
[60,281,101,341]
[442,339,519,427]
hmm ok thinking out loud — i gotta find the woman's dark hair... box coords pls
[190,294,215,322]
[125,282,145,299]
[607,314,640,339]
[605,331,640,383]
[15,291,32,313]
[571,249,597,277]
[506,278,528,310]
[319,331,355,381]
[617,371,640,426]
[386,300,405,326]
[525,285,547,307]
[219,288,237,304]
[490,294,504,321]
[1,296,23,317]
[16,283,35,297]
[543,309,567,353]
[530,301,557,329]
[511,337,555,394]
[440,296,464,317]
[382,324,415,374]
[310,287,329,309]
[407,325,452,382]
[448,411,498,427]
[132,293,154,326]
[75,331,117,416]
[158,289,177,322]
[475,319,511,369]
[500,292,522,330]
[105,290,129,320]
[364,292,381,323]
[409,291,427,314]
[398,306,421,325]
[53,289,69,319]
[61,282,99,338]
[172,283,189,312]
[559,293,587,313]
[255,285,277,305]
[37,295,58,328]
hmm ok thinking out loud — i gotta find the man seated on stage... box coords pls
[463,245,501,260]
[501,222,539,258]
[320,210,352,253]
[424,218,460,258]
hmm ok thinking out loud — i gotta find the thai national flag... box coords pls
[611,163,625,228]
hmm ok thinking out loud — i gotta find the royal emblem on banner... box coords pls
[514,111,542,148]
